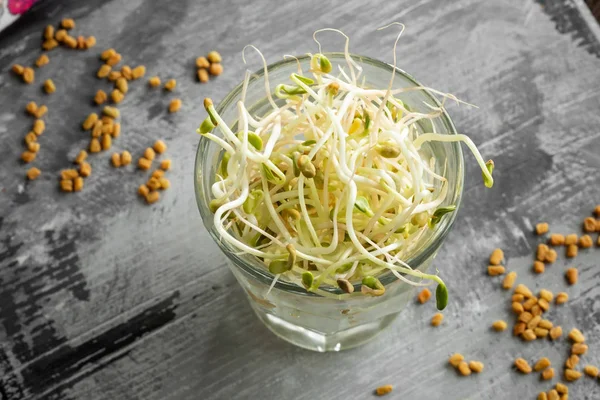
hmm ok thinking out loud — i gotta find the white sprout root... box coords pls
[196,27,494,310]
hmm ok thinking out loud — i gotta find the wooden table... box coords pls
[1,0,599,399]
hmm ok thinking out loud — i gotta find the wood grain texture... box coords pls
[0,0,599,399]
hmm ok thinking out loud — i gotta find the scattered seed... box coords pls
[534,357,551,372]
[198,68,209,83]
[571,343,588,355]
[21,151,36,163]
[107,71,121,82]
[138,157,152,170]
[111,153,121,167]
[564,369,581,382]
[533,261,545,274]
[565,354,579,369]
[63,35,77,49]
[583,217,596,232]
[522,329,536,341]
[138,184,149,197]
[502,272,517,289]
[103,106,119,118]
[121,65,132,80]
[32,119,45,135]
[164,79,176,91]
[43,25,54,40]
[565,268,578,285]
[12,64,24,75]
[27,141,40,152]
[43,79,55,94]
[81,113,97,131]
[55,29,67,42]
[97,64,112,79]
[375,385,393,396]
[26,167,41,180]
[489,248,503,265]
[121,151,132,166]
[42,39,59,50]
[79,162,92,177]
[25,132,37,144]
[111,89,124,103]
[527,315,541,329]
[547,390,559,400]
[417,288,431,304]
[22,67,34,83]
[145,191,160,204]
[169,98,182,113]
[536,222,549,235]
[147,177,161,191]
[549,233,565,246]
[514,322,526,336]
[538,298,550,312]
[457,361,471,376]
[568,328,585,343]
[537,243,549,261]
[160,159,171,170]
[549,326,562,340]
[149,76,161,87]
[512,294,525,303]
[34,105,48,118]
[209,63,223,76]
[60,179,73,192]
[60,169,79,180]
[35,54,49,68]
[542,368,555,380]
[544,248,557,263]
[131,65,146,79]
[487,265,505,276]
[555,383,568,394]
[431,313,443,327]
[584,365,599,377]
[539,289,553,302]
[207,51,222,64]
[515,358,532,374]
[89,138,101,153]
[555,292,568,305]
[115,77,128,93]
[468,361,484,373]
[518,311,533,323]
[85,36,96,48]
[515,284,533,298]
[61,18,75,29]
[100,48,115,60]
[449,353,464,367]
[112,122,121,138]
[523,297,537,311]
[531,304,542,317]
[107,53,122,66]
[538,393,547,400]
[101,134,111,150]
[91,121,103,137]
[158,177,170,190]
[492,320,507,331]
[25,101,38,115]
[74,150,87,164]
[76,36,86,49]
[512,302,524,315]
[73,176,83,192]
[94,89,107,104]
[578,234,592,248]
[564,234,578,246]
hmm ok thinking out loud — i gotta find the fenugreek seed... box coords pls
[489,248,504,265]
[22,67,34,83]
[42,39,59,50]
[138,184,150,197]
[538,298,550,312]
[544,248,557,263]
[21,151,36,163]
[578,234,593,248]
[91,121,103,138]
[145,191,160,204]
[209,63,223,76]
[138,157,152,170]
[55,29,67,42]
[106,53,122,66]
[538,393,548,400]
[103,106,119,118]
[565,268,578,285]
[527,315,541,329]
[121,65,132,80]
[519,311,533,323]
[60,169,79,180]
[565,355,579,369]
[43,25,54,40]
[457,361,471,376]
[515,284,533,298]
[143,147,155,161]
[469,361,484,373]
[85,36,96,48]
[12,64,24,75]
[512,302,524,315]
[583,217,596,232]
[584,365,599,377]
[73,177,83,192]
[26,167,41,180]
[25,101,38,115]
[164,79,176,91]
[32,119,45,135]
[159,177,170,190]
[121,151,132,166]
[536,222,549,235]
[550,326,562,340]
[196,56,210,69]
[149,76,161,87]
[565,234,578,246]
[34,105,48,118]
[27,142,40,152]
[487,265,505,276]
[160,159,171,170]
[538,319,553,330]
[25,132,37,144]
[547,390,559,400]
[533,261,545,274]
[60,179,73,192]
[537,243,549,261]
[571,343,588,355]
[375,385,393,396]
[43,79,55,94]
[531,304,542,316]
[522,329,536,341]
[89,138,101,153]
[549,233,565,246]
[555,292,568,305]
[112,123,121,138]
[502,272,517,289]
[492,320,507,331]
[555,383,568,394]
[81,113,97,131]
[76,36,86,49]
[514,322,526,336]
[207,51,222,63]
[101,48,115,60]
[147,177,161,191]
[110,153,121,167]
[515,358,532,374]
[111,89,124,104]
[542,368,555,380]
[61,18,75,29]
[75,150,87,164]
[116,77,128,93]
[169,98,182,113]
[535,327,549,338]
[35,54,49,68]
[417,288,431,304]
[94,89,107,105]
[131,65,146,79]
[151,169,164,179]
[149,141,166,155]
[523,297,537,311]
[512,294,525,303]
[79,162,92,177]
[97,64,112,79]
[539,289,553,302]
[63,35,77,49]
[564,369,581,382]
[337,278,354,294]
[108,71,122,82]
[426,312,443,327]
[197,68,209,83]
[534,357,551,372]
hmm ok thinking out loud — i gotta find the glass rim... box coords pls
[194,52,465,296]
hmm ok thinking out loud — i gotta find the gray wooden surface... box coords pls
[1,0,600,399]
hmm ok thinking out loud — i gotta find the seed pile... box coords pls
[137,141,172,204]
[196,50,223,83]
[22,102,48,179]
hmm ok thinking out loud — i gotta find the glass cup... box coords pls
[194,53,464,352]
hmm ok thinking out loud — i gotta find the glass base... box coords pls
[254,309,399,352]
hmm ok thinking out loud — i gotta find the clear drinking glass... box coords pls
[194,53,464,352]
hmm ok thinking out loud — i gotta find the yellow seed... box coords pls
[43,79,55,94]
[63,35,77,49]
[549,233,565,246]
[116,77,128,93]
[101,48,116,60]
[523,297,537,311]
[60,179,73,192]
[536,222,549,235]
[12,64,24,75]
[531,304,542,317]
[431,313,443,327]
[61,18,75,29]
[538,392,547,400]
[534,357,551,372]
[143,147,155,161]
[515,358,532,374]
[138,157,152,170]
[457,361,471,376]
[149,76,161,87]
[207,51,222,63]
[107,71,122,82]
[533,261,545,274]
[73,176,83,192]
[43,25,54,40]
[164,79,176,91]
[138,184,150,197]
[492,320,507,331]
[555,383,568,394]
[26,167,41,180]
[518,311,533,323]
[25,101,38,115]
[537,298,549,312]
[132,65,146,79]
[449,353,464,367]
[197,68,209,83]
[145,191,160,204]
[196,56,210,69]
[568,328,585,343]
[565,354,579,369]
[82,113,98,130]
[544,248,557,263]
[375,385,393,396]
[565,234,578,245]
[111,153,121,167]
[584,365,599,377]
[111,89,124,104]
[169,98,182,113]
[502,271,517,290]
[103,106,119,118]
[151,170,165,179]
[512,294,524,303]
[112,123,121,138]
[33,119,45,135]
[89,138,101,153]
[35,54,49,68]
[101,134,112,150]
[537,243,549,261]
[85,36,96,48]
[542,368,555,380]
[538,319,553,330]
[468,361,484,373]
[159,177,170,190]
[94,89,107,105]
[547,390,559,400]
[512,302,524,315]
[564,369,581,382]
[91,121,103,138]
[160,159,171,170]
[571,343,588,355]
[121,65,132,80]
[61,169,80,180]
[121,151,132,166]
[515,284,533,298]
[34,105,48,118]
[487,265,505,276]
[21,151,36,163]
[79,162,92,177]
[565,268,578,285]
[578,234,593,248]
[539,289,553,302]
[566,244,577,257]
[76,35,86,49]
[527,315,541,329]
[535,327,549,338]
[489,248,503,265]
[209,63,223,76]
[555,292,568,305]
[42,39,59,50]
[522,329,536,341]
[583,217,596,232]
[22,67,34,84]
[25,132,37,144]
[106,53,122,66]
[550,326,562,340]
[27,141,40,152]
[55,29,67,42]
[75,150,87,164]
[514,322,526,337]
[417,288,431,304]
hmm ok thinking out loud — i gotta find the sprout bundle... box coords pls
[197,28,494,310]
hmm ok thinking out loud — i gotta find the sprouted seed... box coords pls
[197,29,494,307]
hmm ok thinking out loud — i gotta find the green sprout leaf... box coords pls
[219,152,231,177]
[302,271,314,289]
[354,196,374,217]
[243,189,264,214]
[336,262,353,274]
[483,159,494,188]
[261,163,285,185]
[269,260,291,275]
[436,282,448,310]
[197,117,215,134]
[291,73,314,85]
[302,139,316,146]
